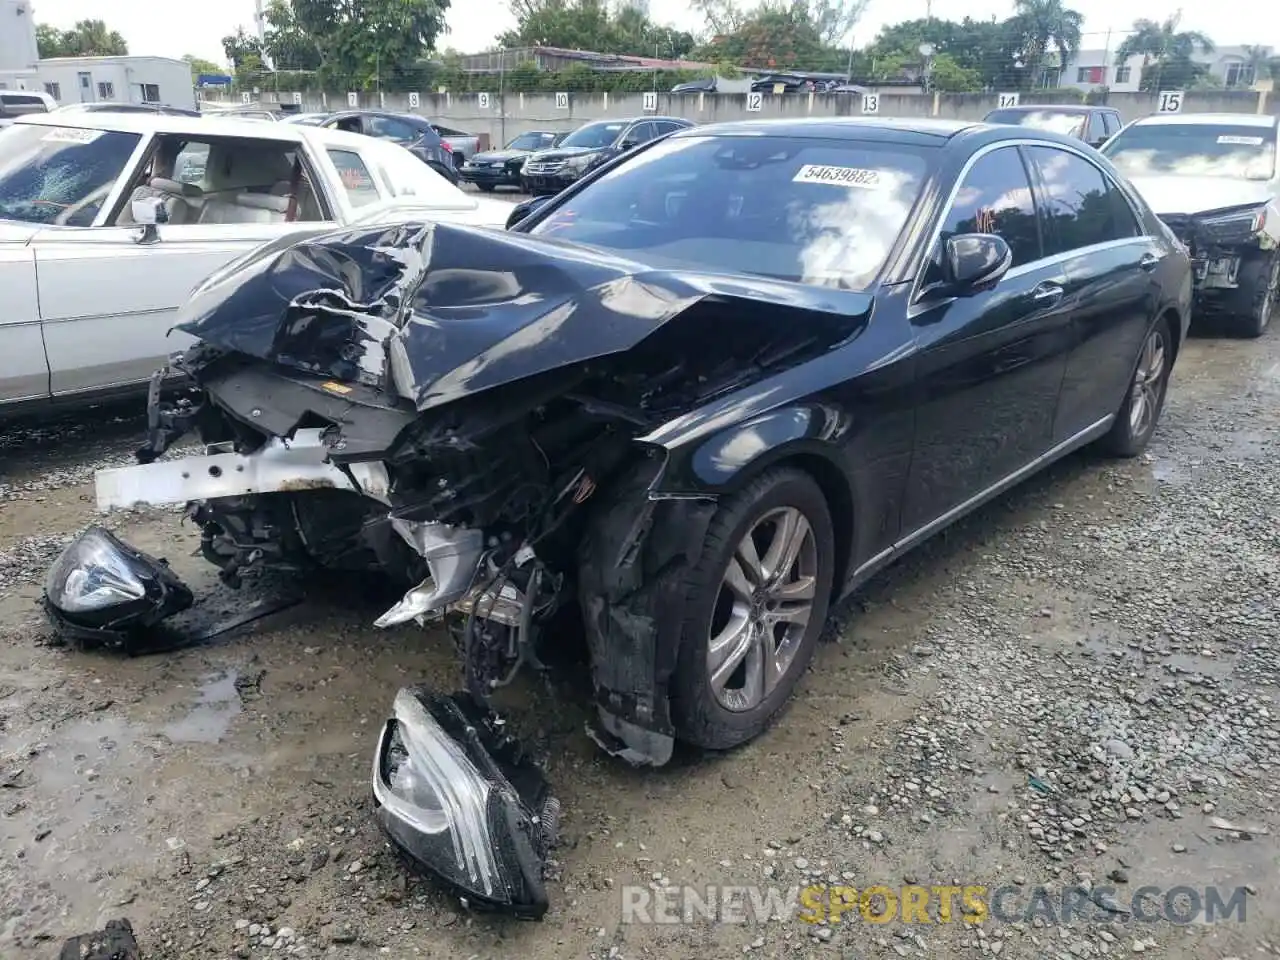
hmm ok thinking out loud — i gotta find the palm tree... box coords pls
[1012,0,1083,88]
[1114,13,1213,90]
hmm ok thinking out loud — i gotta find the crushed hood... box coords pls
[175,221,873,413]
[1127,175,1278,217]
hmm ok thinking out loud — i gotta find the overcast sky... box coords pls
[29,0,1280,66]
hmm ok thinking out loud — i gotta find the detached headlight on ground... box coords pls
[373,687,558,918]
[42,526,193,644]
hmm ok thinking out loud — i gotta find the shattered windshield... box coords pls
[986,109,1086,137]
[529,135,932,289]
[560,122,625,149]
[1102,123,1278,180]
[0,124,139,225]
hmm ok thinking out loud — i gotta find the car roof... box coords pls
[327,109,430,123]
[13,109,384,151]
[673,116,978,143]
[987,104,1105,114]
[1129,112,1279,128]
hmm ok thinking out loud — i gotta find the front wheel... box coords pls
[1231,251,1279,339]
[1100,317,1172,458]
[669,468,835,750]
[477,183,496,193]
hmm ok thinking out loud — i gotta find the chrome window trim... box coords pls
[910,137,1155,311]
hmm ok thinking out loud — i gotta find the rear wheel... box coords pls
[1231,251,1279,339]
[1100,317,1172,457]
[669,468,835,750]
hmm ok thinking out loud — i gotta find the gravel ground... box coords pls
[0,324,1276,960]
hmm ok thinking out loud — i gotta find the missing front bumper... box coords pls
[95,429,391,512]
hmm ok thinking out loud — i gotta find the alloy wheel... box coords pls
[706,506,819,713]
[1261,257,1280,331]
[1128,327,1166,439]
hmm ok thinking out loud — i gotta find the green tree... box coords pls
[262,0,322,71]
[1114,14,1214,91]
[692,2,843,71]
[1009,0,1082,89]
[36,19,129,57]
[500,0,695,60]
[862,16,1024,89]
[289,0,451,88]
[929,52,983,92]
[182,55,225,77]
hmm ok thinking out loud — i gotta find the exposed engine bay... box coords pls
[77,219,867,767]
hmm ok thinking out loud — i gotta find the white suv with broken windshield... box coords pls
[1101,112,1280,337]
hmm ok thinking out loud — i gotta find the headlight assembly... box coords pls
[42,526,193,645]
[372,687,558,918]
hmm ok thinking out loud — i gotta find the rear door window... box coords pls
[1102,113,1123,137]
[327,149,382,207]
[940,146,1041,267]
[1026,145,1138,254]
[368,115,420,144]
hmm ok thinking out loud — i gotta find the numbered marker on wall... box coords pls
[555,91,569,109]
[408,91,420,108]
[240,91,251,104]
[642,91,657,112]
[861,93,879,114]
[478,91,491,109]
[292,91,302,105]
[1157,90,1184,113]
[746,91,763,112]
[347,91,358,107]
[997,92,1019,108]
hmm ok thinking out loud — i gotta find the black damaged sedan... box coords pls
[49,117,1190,910]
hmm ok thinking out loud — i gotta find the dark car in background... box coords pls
[459,130,568,191]
[983,104,1123,149]
[317,110,460,184]
[520,115,694,194]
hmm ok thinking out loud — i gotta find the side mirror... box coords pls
[618,138,639,151]
[131,195,168,226]
[942,233,1012,293]
[505,195,552,231]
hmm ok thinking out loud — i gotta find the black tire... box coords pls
[477,183,496,193]
[1100,317,1173,458]
[668,468,835,750]
[1230,251,1278,339]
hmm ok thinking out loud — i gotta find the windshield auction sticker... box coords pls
[1217,135,1264,146]
[41,127,104,144]
[793,165,883,187]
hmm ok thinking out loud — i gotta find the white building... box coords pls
[1059,44,1274,93]
[37,56,196,109]
[0,0,39,89]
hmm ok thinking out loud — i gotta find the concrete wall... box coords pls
[223,89,1279,142]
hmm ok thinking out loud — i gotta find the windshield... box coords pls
[529,135,932,289]
[1102,123,1278,180]
[986,109,1085,137]
[0,124,139,225]
[560,122,624,149]
[507,131,558,151]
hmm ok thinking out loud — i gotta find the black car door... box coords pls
[1022,144,1161,442]
[900,145,1074,534]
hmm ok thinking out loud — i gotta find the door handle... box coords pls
[1140,252,1161,271]
[1032,281,1064,303]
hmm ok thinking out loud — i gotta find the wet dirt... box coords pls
[1,327,1277,959]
